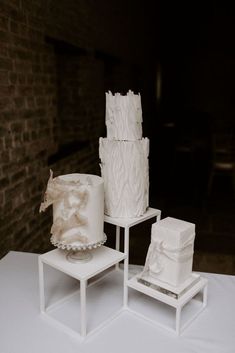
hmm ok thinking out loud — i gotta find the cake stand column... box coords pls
[203,283,208,307]
[123,226,130,308]
[115,226,120,270]
[80,279,87,337]
[176,306,182,336]
[38,257,45,313]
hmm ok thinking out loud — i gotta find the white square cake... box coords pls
[143,217,195,289]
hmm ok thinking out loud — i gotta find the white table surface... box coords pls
[1,251,235,353]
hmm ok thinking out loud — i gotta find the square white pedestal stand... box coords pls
[38,246,125,339]
[127,273,208,335]
[105,207,208,335]
[104,207,161,307]
[38,207,207,339]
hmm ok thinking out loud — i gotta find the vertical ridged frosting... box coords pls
[99,138,149,218]
[105,90,142,141]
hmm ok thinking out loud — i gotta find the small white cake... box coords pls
[143,217,195,288]
[40,172,105,248]
[99,90,149,218]
[106,90,142,141]
[99,138,149,217]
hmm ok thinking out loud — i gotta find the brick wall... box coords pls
[0,1,153,258]
[0,1,56,257]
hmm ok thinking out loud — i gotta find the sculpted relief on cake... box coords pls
[106,90,143,141]
[99,138,149,218]
[99,90,149,218]
[40,171,105,247]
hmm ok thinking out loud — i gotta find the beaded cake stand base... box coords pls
[50,234,107,263]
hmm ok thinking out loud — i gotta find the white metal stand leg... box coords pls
[115,226,120,251]
[115,226,120,270]
[80,280,87,337]
[38,258,45,313]
[123,226,130,308]
[203,283,208,307]
[176,306,182,336]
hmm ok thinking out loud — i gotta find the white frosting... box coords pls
[151,217,195,247]
[106,90,142,141]
[40,172,104,246]
[143,218,195,288]
[99,138,149,218]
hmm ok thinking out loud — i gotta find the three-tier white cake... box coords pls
[99,90,149,218]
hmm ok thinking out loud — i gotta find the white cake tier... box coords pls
[142,218,195,287]
[99,138,149,218]
[40,172,104,247]
[105,90,142,141]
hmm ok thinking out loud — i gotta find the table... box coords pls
[1,251,235,353]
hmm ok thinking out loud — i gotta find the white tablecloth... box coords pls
[0,251,235,353]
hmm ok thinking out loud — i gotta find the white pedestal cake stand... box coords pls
[104,206,208,335]
[127,272,208,335]
[50,234,107,263]
[38,246,126,339]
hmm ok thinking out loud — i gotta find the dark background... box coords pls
[0,1,234,273]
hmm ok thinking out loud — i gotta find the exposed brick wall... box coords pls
[0,0,150,258]
[0,1,57,258]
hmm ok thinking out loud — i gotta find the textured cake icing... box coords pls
[99,90,149,218]
[99,138,149,217]
[40,172,105,247]
[142,217,195,288]
[106,90,142,141]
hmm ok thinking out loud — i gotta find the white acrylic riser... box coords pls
[105,207,207,335]
[38,246,125,339]
[104,207,161,307]
[127,273,208,336]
